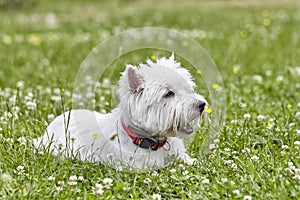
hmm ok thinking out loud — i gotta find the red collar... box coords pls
[121,121,167,151]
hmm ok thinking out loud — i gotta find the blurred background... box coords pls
[0,0,299,89]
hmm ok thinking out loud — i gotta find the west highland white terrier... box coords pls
[34,54,207,170]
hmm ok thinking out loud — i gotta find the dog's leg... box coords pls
[168,138,196,165]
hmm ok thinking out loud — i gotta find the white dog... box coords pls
[34,54,207,170]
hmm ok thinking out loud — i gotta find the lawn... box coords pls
[0,0,300,199]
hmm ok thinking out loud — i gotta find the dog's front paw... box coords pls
[177,153,196,166]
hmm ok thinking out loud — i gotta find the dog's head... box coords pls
[118,54,207,138]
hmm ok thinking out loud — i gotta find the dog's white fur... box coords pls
[34,54,207,170]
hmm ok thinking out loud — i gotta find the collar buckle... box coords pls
[134,137,162,151]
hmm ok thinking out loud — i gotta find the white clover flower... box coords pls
[243,113,251,120]
[295,112,300,120]
[6,138,14,144]
[257,114,266,121]
[68,175,78,186]
[69,176,77,181]
[297,130,300,135]
[4,111,12,119]
[281,145,288,149]
[209,143,218,150]
[182,170,189,176]
[103,178,113,189]
[53,88,61,95]
[209,152,216,159]
[106,153,114,160]
[25,92,34,100]
[298,102,300,107]
[178,164,185,169]
[78,176,84,181]
[253,75,263,83]
[18,136,27,146]
[16,81,24,89]
[221,178,228,183]
[12,106,20,113]
[201,177,210,184]
[0,127,2,132]
[103,78,111,86]
[231,163,238,169]
[68,181,77,186]
[0,116,6,124]
[36,149,44,155]
[47,114,55,121]
[56,185,64,191]
[1,173,12,183]
[100,109,107,114]
[294,140,300,149]
[285,167,294,174]
[295,67,300,75]
[91,99,96,104]
[51,95,61,102]
[17,165,24,171]
[289,123,296,128]
[143,178,152,184]
[276,76,284,82]
[16,165,25,174]
[239,102,247,108]
[48,176,55,181]
[26,101,37,110]
[213,139,220,144]
[233,189,240,196]
[288,162,294,167]
[58,181,64,186]
[293,175,300,181]
[152,194,162,200]
[45,87,52,94]
[94,183,104,195]
[64,90,71,97]
[224,160,233,165]
[183,174,190,180]
[170,168,176,174]
[45,13,58,29]
[230,120,238,124]
[294,141,300,145]
[243,195,252,200]
[99,96,105,101]
[251,156,259,162]
[152,171,158,177]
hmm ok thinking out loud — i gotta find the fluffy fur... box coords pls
[34,54,207,170]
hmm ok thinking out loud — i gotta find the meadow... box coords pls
[0,0,300,199]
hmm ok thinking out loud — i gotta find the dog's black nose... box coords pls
[196,101,206,113]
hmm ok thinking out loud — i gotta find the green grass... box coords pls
[1,0,300,199]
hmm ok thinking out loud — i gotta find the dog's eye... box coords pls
[164,91,175,98]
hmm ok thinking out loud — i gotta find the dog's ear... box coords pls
[126,65,142,94]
